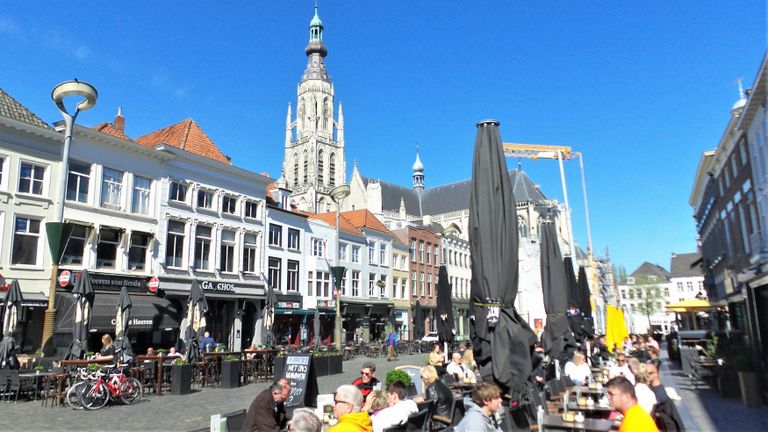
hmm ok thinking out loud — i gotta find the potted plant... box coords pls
[156,348,167,356]
[171,358,192,395]
[84,351,95,359]
[385,369,417,397]
[733,353,761,407]
[34,365,45,375]
[221,354,241,389]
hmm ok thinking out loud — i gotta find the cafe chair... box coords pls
[224,409,247,431]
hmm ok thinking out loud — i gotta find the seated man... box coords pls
[606,376,658,432]
[166,347,183,358]
[242,378,290,432]
[371,381,418,432]
[352,362,380,398]
[446,352,475,383]
[329,384,372,432]
[455,382,503,432]
[609,353,636,384]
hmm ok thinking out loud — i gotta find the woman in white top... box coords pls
[564,351,591,385]
[633,363,658,413]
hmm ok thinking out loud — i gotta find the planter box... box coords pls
[311,355,343,377]
[738,371,762,407]
[221,360,241,389]
[718,366,740,398]
[171,364,192,395]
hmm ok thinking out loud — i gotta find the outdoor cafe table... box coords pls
[243,349,278,383]
[60,358,116,368]
[563,402,613,419]
[571,386,607,397]
[135,355,167,395]
[542,414,616,431]
[19,371,57,401]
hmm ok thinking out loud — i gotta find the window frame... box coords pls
[131,175,152,215]
[165,220,186,269]
[194,225,213,271]
[287,228,300,251]
[222,195,238,215]
[269,224,282,247]
[127,231,151,271]
[268,257,282,291]
[11,215,42,266]
[196,189,215,210]
[66,160,91,204]
[287,260,300,292]
[96,227,121,269]
[243,232,259,274]
[219,229,237,273]
[17,160,47,196]
[169,181,188,203]
[100,167,124,210]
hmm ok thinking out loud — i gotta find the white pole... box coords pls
[577,153,593,257]
[557,151,577,262]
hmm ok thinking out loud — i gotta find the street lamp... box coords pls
[330,184,350,351]
[41,80,98,351]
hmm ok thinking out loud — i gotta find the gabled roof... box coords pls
[342,209,392,235]
[669,253,703,278]
[309,212,363,236]
[0,88,52,130]
[135,118,230,164]
[92,122,131,141]
[362,167,548,216]
[631,262,670,281]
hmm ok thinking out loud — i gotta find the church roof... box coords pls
[0,88,52,130]
[135,118,231,165]
[362,168,547,216]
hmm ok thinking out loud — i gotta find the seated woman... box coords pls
[564,351,591,385]
[428,344,444,367]
[363,389,389,418]
[92,334,115,362]
[413,365,454,422]
[633,364,658,414]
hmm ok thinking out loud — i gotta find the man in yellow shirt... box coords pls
[606,376,659,432]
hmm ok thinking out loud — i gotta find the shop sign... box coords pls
[87,273,148,293]
[111,317,154,328]
[200,280,237,293]
[277,301,301,309]
[0,273,5,290]
[316,299,336,309]
[58,270,71,287]
[148,277,160,293]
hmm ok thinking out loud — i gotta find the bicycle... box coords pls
[79,365,142,410]
[65,367,92,410]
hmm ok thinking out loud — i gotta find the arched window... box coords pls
[518,218,528,238]
[318,149,325,186]
[293,154,299,187]
[303,151,308,186]
[329,153,336,187]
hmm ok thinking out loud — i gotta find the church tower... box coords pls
[412,148,424,216]
[283,3,346,213]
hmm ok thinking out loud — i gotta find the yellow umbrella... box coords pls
[605,305,617,352]
[665,298,710,313]
[617,308,629,342]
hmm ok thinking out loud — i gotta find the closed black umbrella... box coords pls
[67,270,94,360]
[413,301,424,340]
[183,280,208,363]
[436,266,455,352]
[539,222,577,365]
[260,279,276,347]
[564,257,583,342]
[114,285,133,362]
[578,266,595,339]
[0,280,23,368]
[469,120,536,407]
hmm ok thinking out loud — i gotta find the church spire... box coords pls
[413,145,424,217]
[303,0,329,82]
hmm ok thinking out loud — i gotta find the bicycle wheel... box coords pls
[118,378,142,405]
[80,382,109,410]
[65,381,87,410]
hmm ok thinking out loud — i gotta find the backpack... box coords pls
[652,399,685,432]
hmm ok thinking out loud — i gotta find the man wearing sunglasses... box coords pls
[606,376,658,432]
[328,384,372,432]
[352,362,379,398]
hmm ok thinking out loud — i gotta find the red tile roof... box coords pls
[340,209,392,234]
[310,212,363,235]
[92,122,131,141]
[135,118,231,164]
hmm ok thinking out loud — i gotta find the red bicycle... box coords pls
[78,365,142,410]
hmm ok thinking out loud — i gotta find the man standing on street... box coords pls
[606,376,658,432]
[329,384,372,432]
[242,378,291,432]
[352,362,379,398]
[386,330,398,361]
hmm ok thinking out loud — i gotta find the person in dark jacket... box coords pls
[242,378,290,432]
[413,366,454,423]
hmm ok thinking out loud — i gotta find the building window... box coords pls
[128,232,151,271]
[268,257,281,290]
[339,243,347,261]
[329,153,336,187]
[352,271,360,297]
[368,243,376,264]
[379,275,387,298]
[664,287,670,297]
[61,225,88,265]
[194,225,212,270]
[318,150,324,186]
[352,246,360,263]
[419,241,424,263]
[269,224,282,247]
[368,273,375,297]
[222,195,237,215]
[411,272,417,296]
[621,289,626,300]
[169,182,187,202]
[0,155,5,188]
[220,230,236,273]
[293,155,299,188]
[166,220,186,268]
[426,244,431,265]
[18,162,45,195]
[686,281,693,292]
[410,240,416,262]
[434,246,439,265]
[96,228,120,269]
[303,152,308,185]
[100,168,123,209]
[197,189,214,209]
[66,161,91,203]
[287,228,300,250]
[307,271,314,296]
[401,278,407,299]
[317,271,331,297]
[427,274,433,297]
[12,216,41,265]
[312,238,325,257]
[419,273,425,296]
[380,245,387,266]
[245,200,260,218]
[677,282,683,291]
[243,233,258,274]
[287,260,299,292]
[132,175,151,215]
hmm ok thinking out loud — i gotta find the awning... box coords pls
[275,308,315,316]
[89,293,182,332]
[0,292,48,308]
[665,298,711,313]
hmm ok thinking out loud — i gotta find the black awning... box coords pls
[90,293,182,332]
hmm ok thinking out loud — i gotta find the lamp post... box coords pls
[330,184,350,351]
[41,80,98,351]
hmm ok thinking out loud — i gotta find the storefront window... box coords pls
[351,271,360,297]
[287,260,299,292]
[166,220,185,268]
[66,160,90,203]
[100,167,123,210]
[128,232,151,271]
[12,216,40,265]
[219,230,236,273]
[268,257,281,290]
[243,233,258,274]
[132,175,151,215]
[194,225,212,270]
[288,228,300,250]
[61,224,88,265]
[96,228,120,269]
[18,161,45,195]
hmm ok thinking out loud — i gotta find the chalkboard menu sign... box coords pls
[275,353,319,408]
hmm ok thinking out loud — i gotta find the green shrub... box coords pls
[385,369,412,387]
[174,358,189,366]
[34,365,45,372]
[84,351,95,358]
[224,354,239,361]
[86,363,102,371]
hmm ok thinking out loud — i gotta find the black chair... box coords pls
[224,409,247,431]
[0,370,8,401]
[560,375,574,389]
[405,409,430,432]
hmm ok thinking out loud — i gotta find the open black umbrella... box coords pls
[436,266,455,351]
[413,301,424,341]
[0,280,23,368]
[114,285,133,362]
[577,266,595,339]
[469,120,536,407]
[539,222,577,365]
[67,270,94,360]
[564,257,583,342]
[183,280,208,363]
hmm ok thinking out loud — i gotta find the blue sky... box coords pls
[0,1,765,273]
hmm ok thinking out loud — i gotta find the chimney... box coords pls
[114,106,125,133]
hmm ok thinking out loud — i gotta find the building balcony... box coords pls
[749,230,768,265]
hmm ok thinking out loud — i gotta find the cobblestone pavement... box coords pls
[0,353,428,432]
